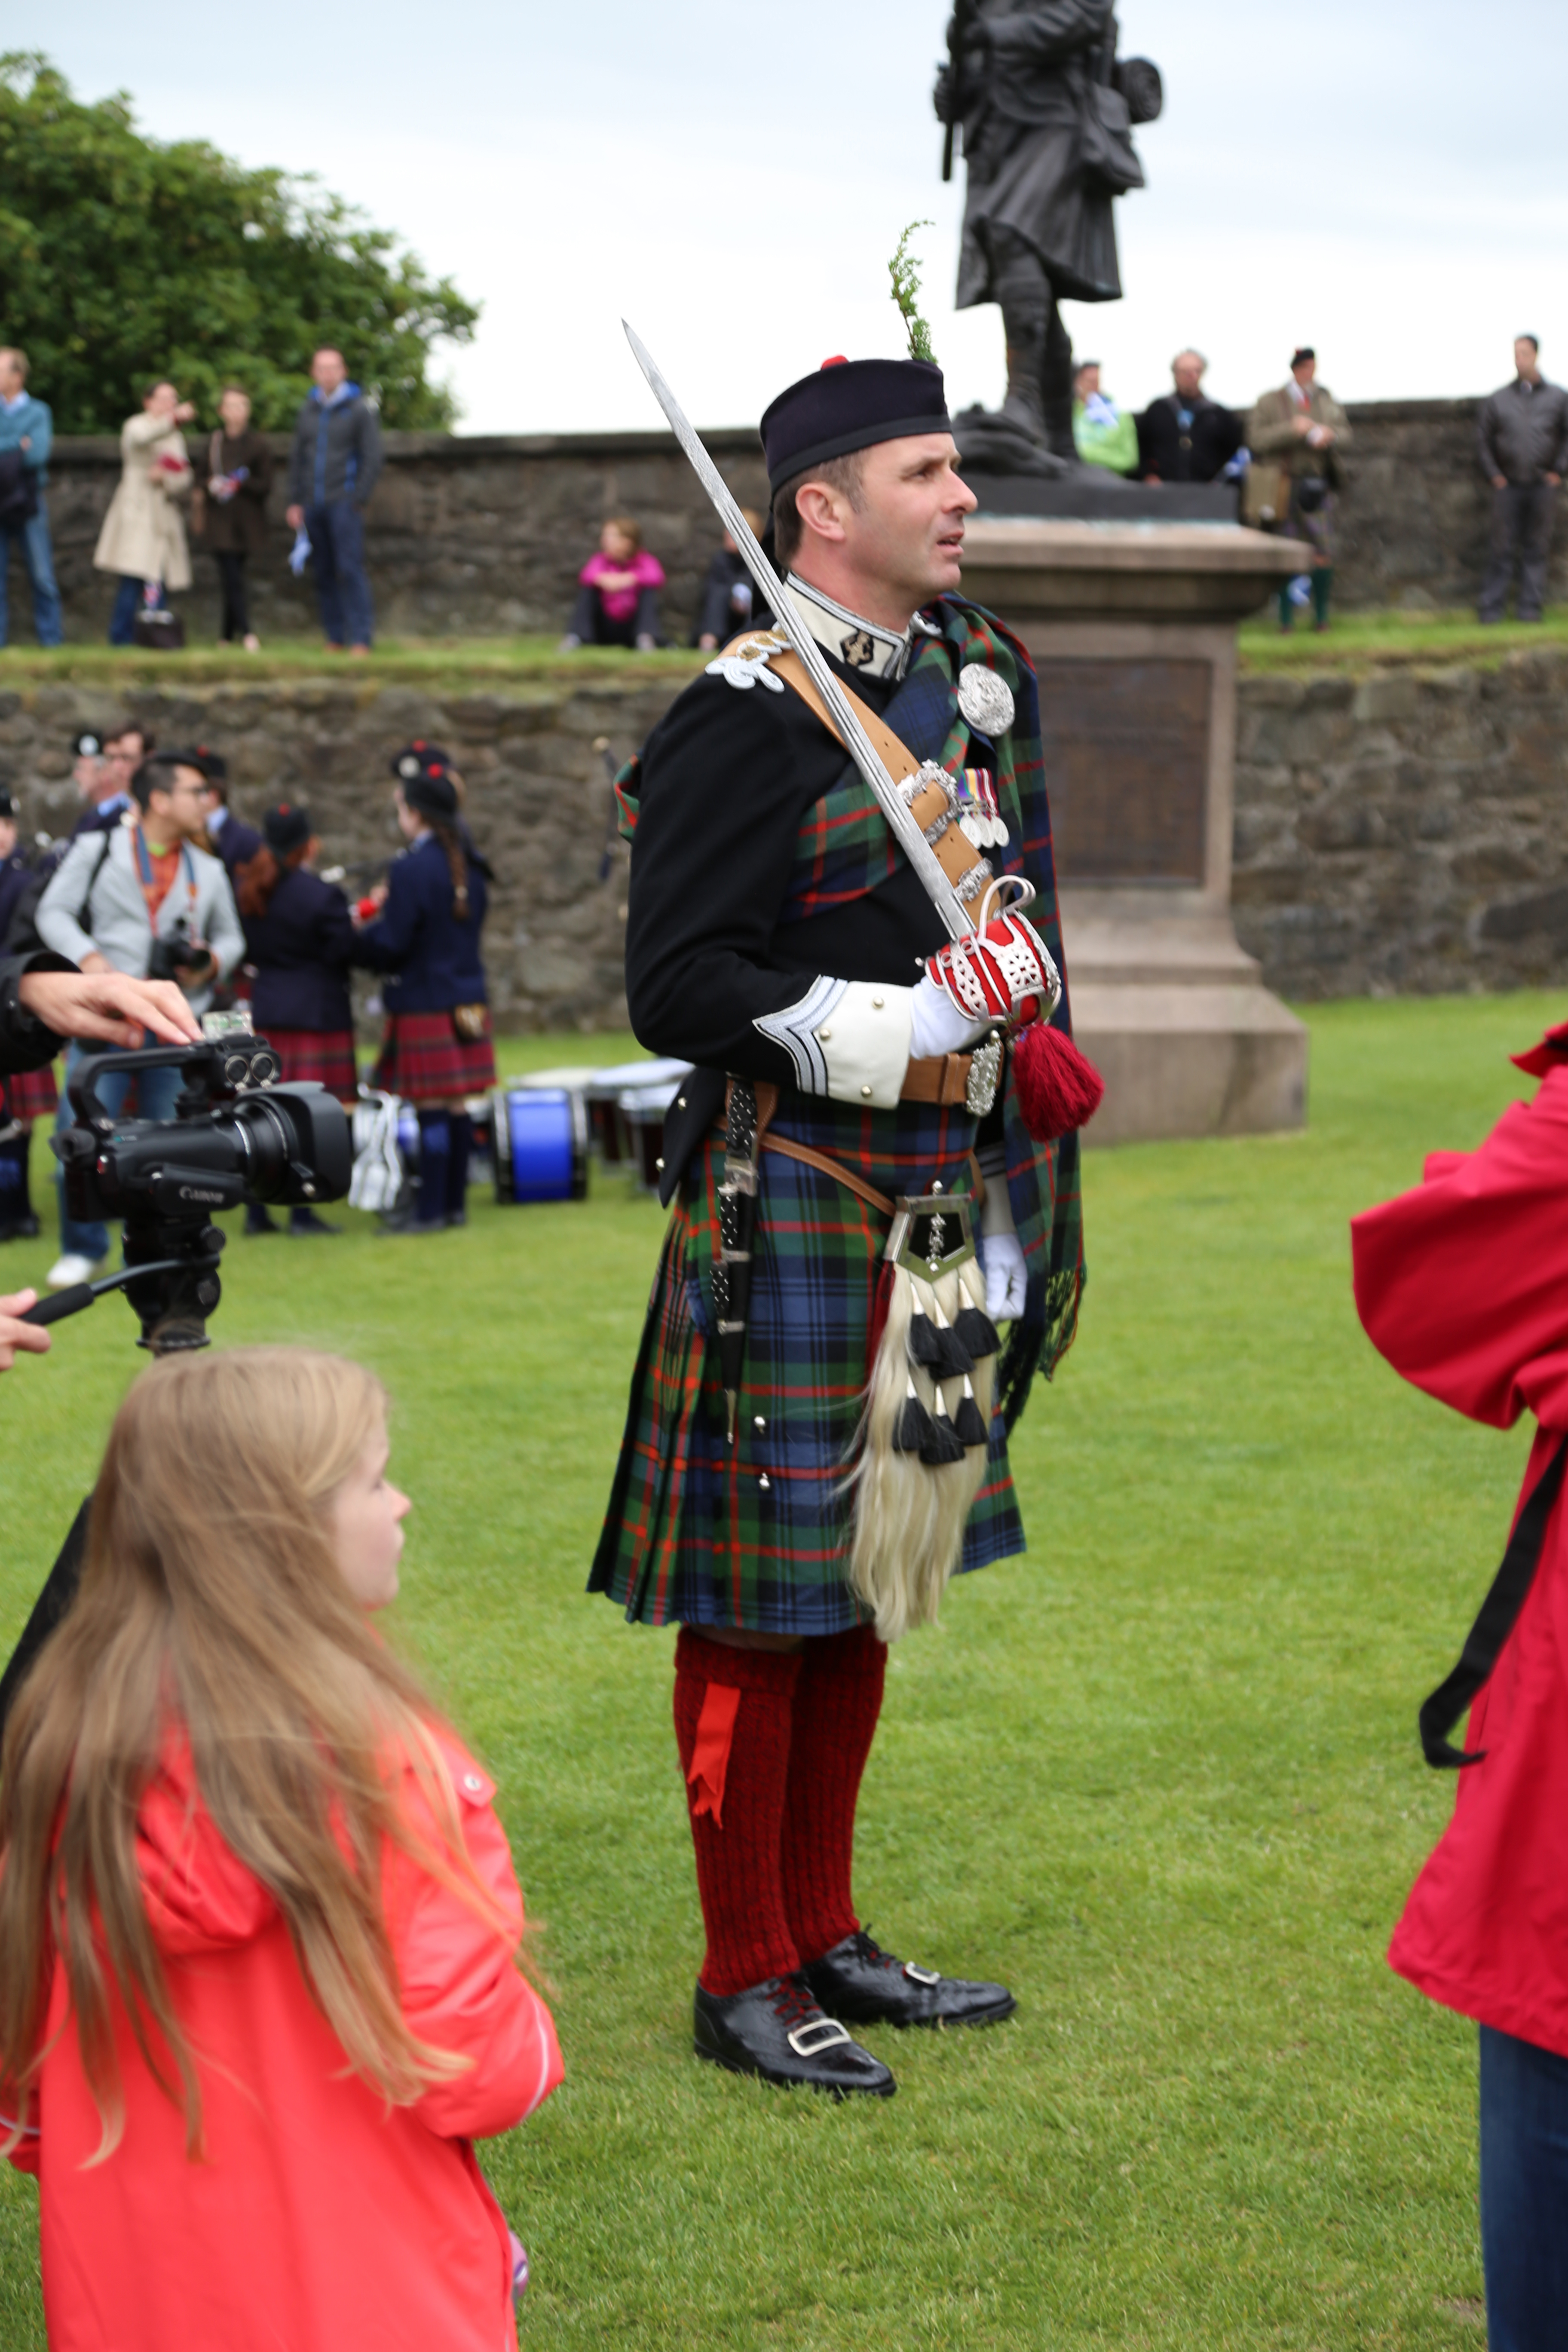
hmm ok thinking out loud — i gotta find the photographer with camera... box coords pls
[0,959,201,1367]
[35,753,244,1286]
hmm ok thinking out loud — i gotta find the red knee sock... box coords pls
[673,1629,802,1997]
[779,1623,888,1967]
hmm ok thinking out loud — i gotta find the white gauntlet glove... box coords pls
[908,974,989,1061]
[978,1166,1028,1319]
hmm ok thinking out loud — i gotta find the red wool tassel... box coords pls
[1012,1020,1105,1142]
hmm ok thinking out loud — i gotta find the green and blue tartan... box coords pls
[591,595,1085,1632]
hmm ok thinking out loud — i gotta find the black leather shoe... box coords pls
[802,1929,1017,2030]
[693,1972,896,2098]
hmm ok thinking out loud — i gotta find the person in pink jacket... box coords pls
[0,1344,562,2352]
[560,514,666,650]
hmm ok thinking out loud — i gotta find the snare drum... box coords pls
[492,1087,589,1205]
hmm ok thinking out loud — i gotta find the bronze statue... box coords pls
[936,3,1162,475]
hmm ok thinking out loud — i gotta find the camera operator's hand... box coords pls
[0,1290,51,1372]
[18,970,202,1049]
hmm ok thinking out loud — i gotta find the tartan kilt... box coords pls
[371,1008,496,1105]
[588,1091,1026,1636]
[258,1027,359,1100]
[3,1061,59,1123]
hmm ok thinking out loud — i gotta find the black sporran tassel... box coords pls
[919,1394,967,1467]
[952,1303,1000,1361]
[893,1374,938,1455]
[953,1375,989,1450]
[927,1294,974,1382]
[906,1301,942,1369]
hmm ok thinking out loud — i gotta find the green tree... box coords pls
[0,54,479,432]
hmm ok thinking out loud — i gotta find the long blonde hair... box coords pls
[0,1348,500,2162]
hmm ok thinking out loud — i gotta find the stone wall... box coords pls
[6,646,1568,1024]
[15,397,1532,645]
[1231,648,1568,998]
[0,673,685,1034]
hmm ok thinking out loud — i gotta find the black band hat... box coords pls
[760,355,952,493]
[0,788,15,818]
[192,744,227,784]
[263,802,312,856]
[391,740,453,785]
[72,731,103,760]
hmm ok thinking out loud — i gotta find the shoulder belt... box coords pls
[718,629,993,913]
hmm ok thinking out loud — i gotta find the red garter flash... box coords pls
[686,1682,741,1825]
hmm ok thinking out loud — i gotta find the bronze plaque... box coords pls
[1037,658,1210,883]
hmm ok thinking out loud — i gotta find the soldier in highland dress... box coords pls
[591,354,1092,2095]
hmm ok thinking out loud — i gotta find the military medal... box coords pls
[956,662,1015,738]
[953,767,1008,851]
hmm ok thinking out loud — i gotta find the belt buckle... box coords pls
[787,2016,853,2058]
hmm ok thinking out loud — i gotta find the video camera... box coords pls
[40,1020,352,1352]
[0,1022,353,1733]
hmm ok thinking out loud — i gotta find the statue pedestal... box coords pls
[960,518,1310,1146]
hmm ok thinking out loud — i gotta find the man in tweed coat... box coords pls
[592,355,1087,2095]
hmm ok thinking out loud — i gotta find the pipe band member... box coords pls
[591,350,1090,2096]
[354,744,496,1233]
[236,801,358,1237]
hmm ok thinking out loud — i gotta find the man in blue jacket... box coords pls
[0,349,63,650]
[285,347,383,655]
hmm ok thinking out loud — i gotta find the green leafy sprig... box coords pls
[889,221,937,365]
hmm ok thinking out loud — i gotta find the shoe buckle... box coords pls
[903,1963,941,1986]
[786,2015,853,2058]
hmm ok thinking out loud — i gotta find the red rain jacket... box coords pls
[8,1727,562,2352]
[1351,1054,1568,2059]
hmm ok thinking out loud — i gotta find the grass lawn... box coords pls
[1237,603,1568,675]
[0,998,1555,2348]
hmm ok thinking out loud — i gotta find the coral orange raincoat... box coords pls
[1352,1045,1568,2060]
[7,1729,561,2352]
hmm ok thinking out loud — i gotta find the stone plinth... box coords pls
[959,518,1310,1146]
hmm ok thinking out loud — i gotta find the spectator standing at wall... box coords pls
[1138,350,1242,484]
[35,751,245,1285]
[560,518,665,650]
[191,386,272,651]
[1246,348,1352,633]
[285,348,383,657]
[1071,363,1139,475]
[1477,337,1568,625]
[93,382,196,647]
[353,746,496,1234]
[695,512,768,649]
[235,802,356,1237]
[0,349,63,650]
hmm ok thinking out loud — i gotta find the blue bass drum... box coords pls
[493,1087,589,1204]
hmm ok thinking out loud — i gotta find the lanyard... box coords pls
[133,829,198,931]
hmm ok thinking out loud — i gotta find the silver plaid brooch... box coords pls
[957,663,1015,737]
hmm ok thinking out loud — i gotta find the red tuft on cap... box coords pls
[820,355,848,368]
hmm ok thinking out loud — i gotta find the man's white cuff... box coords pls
[754,977,913,1108]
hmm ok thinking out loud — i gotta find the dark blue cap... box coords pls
[760,356,951,492]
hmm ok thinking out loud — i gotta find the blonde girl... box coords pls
[0,1348,560,2352]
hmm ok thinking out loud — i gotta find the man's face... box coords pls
[1075,365,1101,399]
[1516,338,1540,381]
[836,435,978,607]
[1292,358,1316,392]
[312,350,347,396]
[147,767,210,843]
[102,734,145,796]
[1173,354,1205,401]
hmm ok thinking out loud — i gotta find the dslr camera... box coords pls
[51,1018,351,1351]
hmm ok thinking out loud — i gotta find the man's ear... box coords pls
[794,481,849,546]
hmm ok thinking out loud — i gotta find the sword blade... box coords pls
[622,320,973,943]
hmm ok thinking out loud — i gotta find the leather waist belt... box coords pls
[900,1050,974,1106]
[736,1080,988,1222]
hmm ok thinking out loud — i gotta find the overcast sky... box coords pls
[35,1,1568,435]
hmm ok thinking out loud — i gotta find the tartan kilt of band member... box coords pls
[371,1009,496,1104]
[589,1090,1026,1636]
[3,1062,59,1123]
[260,1027,359,1100]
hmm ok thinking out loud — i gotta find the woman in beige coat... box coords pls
[94,379,195,645]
